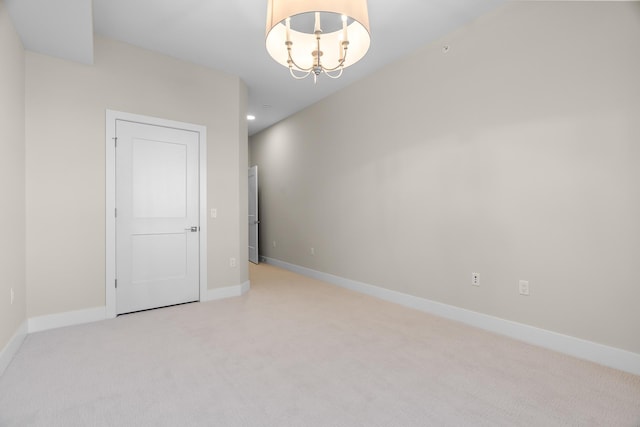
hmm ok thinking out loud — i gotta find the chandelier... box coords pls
[265,0,371,82]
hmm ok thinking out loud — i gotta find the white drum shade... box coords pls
[265,0,371,71]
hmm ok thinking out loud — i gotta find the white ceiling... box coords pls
[7,0,506,135]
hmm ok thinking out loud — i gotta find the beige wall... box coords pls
[238,83,249,285]
[250,2,640,353]
[0,0,26,352]
[26,36,248,318]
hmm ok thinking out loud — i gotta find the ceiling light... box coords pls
[247,115,256,121]
[265,0,371,83]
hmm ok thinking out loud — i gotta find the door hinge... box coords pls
[114,208,117,218]
[115,279,118,288]
[113,137,118,148]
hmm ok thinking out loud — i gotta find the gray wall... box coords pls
[0,0,26,353]
[250,2,640,354]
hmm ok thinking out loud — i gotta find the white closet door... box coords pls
[116,120,200,314]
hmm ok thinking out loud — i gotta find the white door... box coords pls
[116,120,200,314]
[248,165,259,264]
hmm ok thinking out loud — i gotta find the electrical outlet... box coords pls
[230,257,237,268]
[211,208,217,218]
[519,280,530,296]
[472,272,480,286]
[310,247,315,256]
[10,288,14,305]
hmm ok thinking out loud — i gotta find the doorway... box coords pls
[248,165,259,264]
[106,111,208,317]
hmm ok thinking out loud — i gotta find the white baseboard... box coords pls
[0,320,28,376]
[3,285,253,376]
[241,280,251,294]
[26,282,253,332]
[263,257,640,376]
[203,280,251,302]
[28,307,107,334]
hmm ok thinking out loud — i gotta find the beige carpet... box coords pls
[1,263,639,426]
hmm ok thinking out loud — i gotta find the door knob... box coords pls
[185,226,199,232]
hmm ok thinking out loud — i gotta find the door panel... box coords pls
[132,139,187,219]
[131,233,187,283]
[116,120,199,314]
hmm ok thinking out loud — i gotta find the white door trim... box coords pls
[105,110,207,319]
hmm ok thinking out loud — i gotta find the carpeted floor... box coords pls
[1,263,639,426]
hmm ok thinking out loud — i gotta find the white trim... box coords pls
[2,278,249,376]
[263,257,640,376]
[106,111,116,318]
[27,307,106,334]
[0,321,27,376]
[202,281,251,302]
[105,110,208,318]
[241,280,251,295]
[198,127,208,310]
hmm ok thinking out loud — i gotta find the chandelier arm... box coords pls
[318,43,349,72]
[286,43,314,73]
[319,60,345,73]
[289,67,313,80]
[286,38,349,75]
[324,67,344,79]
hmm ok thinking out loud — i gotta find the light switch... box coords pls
[211,208,217,218]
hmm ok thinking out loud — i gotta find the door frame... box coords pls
[105,110,208,319]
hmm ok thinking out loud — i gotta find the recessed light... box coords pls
[247,115,256,121]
